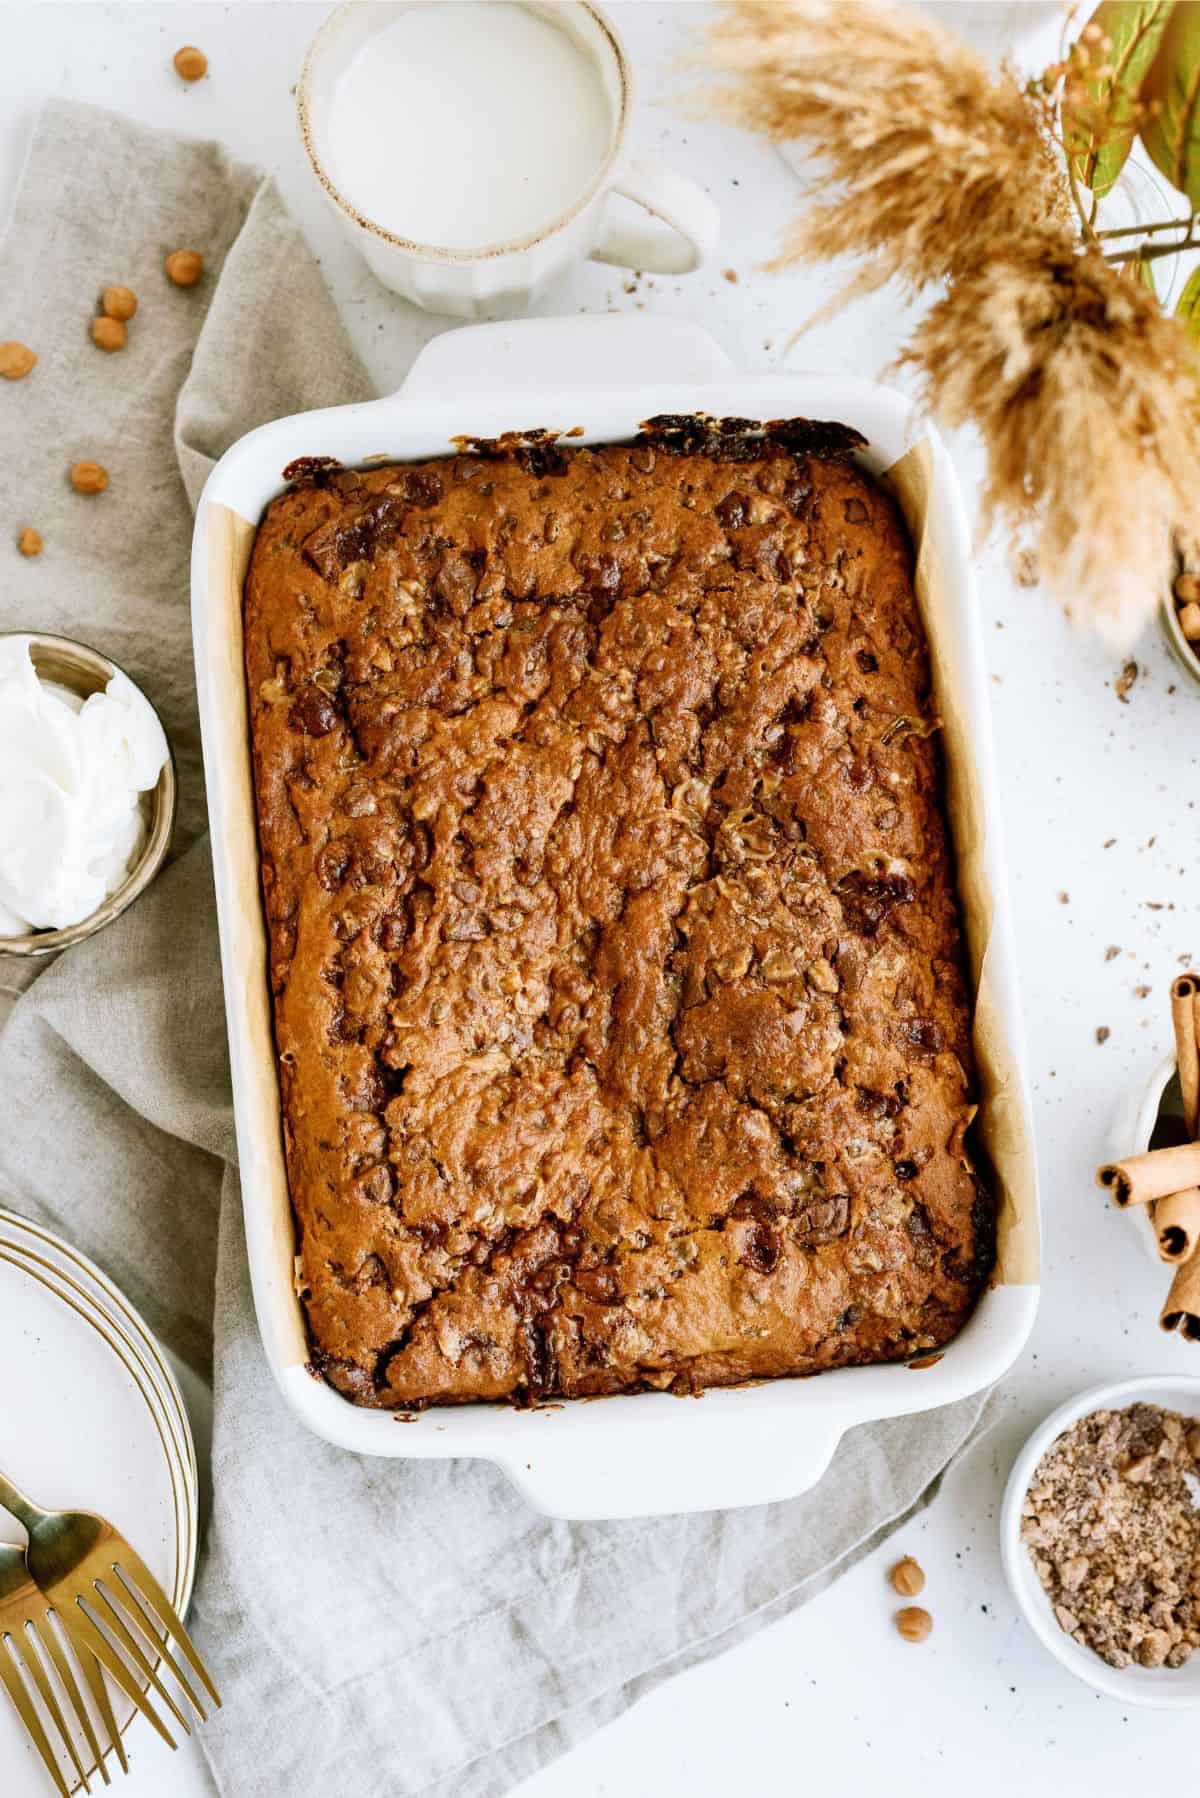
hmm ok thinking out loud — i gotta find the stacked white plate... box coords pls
[0,1207,199,1794]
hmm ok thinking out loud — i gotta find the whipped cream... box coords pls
[0,639,168,935]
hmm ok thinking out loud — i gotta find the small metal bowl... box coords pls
[0,632,176,959]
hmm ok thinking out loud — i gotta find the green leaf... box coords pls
[1066,0,1174,196]
[1176,262,1200,334]
[1143,2,1200,203]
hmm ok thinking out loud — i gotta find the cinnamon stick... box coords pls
[1097,1141,1200,1207]
[1160,1251,1200,1340]
[1172,973,1200,1135]
[1154,1188,1200,1262]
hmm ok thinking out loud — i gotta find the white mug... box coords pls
[297,0,720,319]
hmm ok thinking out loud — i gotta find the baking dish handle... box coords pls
[393,315,736,410]
[493,1409,848,1521]
[590,157,720,275]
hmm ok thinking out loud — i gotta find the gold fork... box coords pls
[0,1537,120,1795]
[0,1472,220,1760]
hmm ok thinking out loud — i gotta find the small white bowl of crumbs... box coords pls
[1001,1377,1200,1708]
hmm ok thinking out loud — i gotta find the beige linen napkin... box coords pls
[0,101,992,1798]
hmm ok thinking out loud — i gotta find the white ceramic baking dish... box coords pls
[192,315,1040,1519]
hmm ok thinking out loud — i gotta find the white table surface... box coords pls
[5,3,1200,1793]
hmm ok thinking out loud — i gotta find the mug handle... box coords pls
[589,157,720,276]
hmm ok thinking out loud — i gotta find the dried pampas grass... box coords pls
[904,228,1200,647]
[697,0,1200,646]
[702,0,1066,305]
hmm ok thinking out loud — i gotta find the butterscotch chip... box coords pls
[1178,601,1200,643]
[894,1606,932,1642]
[165,250,204,287]
[0,341,36,380]
[102,285,138,322]
[1175,573,1200,604]
[70,461,109,495]
[173,45,208,81]
[91,316,127,352]
[889,1556,925,1598]
[17,527,43,557]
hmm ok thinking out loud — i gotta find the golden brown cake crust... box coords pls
[243,423,992,1408]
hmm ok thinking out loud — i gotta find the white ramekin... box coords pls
[1000,1375,1200,1708]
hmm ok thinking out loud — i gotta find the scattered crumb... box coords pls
[1105,946,1121,961]
[1096,1026,1111,1044]
[1058,891,1070,904]
[16,526,42,557]
[1135,985,1152,999]
[1115,659,1139,703]
[722,267,739,284]
[1014,547,1039,588]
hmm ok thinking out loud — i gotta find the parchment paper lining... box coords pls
[203,435,1037,1385]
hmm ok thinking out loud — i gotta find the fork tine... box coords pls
[75,1640,127,1775]
[108,1576,208,1722]
[88,1585,192,1737]
[0,1633,71,1798]
[61,1607,178,1751]
[22,1620,93,1794]
[112,1549,220,1707]
[42,1614,111,1787]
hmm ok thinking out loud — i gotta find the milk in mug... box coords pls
[325,2,616,252]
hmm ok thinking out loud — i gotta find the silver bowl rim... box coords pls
[0,630,177,959]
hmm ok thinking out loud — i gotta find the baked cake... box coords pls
[243,418,993,1407]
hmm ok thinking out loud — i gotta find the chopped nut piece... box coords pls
[0,340,35,380]
[165,249,204,287]
[1114,659,1138,703]
[174,45,208,80]
[16,527,42,557]
[70,461,108,495]
[806,956,838,993]
[889,1556,925,1597]
[894,1606,932,1642]
[102,285,138,322]
[713,947,753,982]
[92,316,127,352]
[761,949,797,981]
